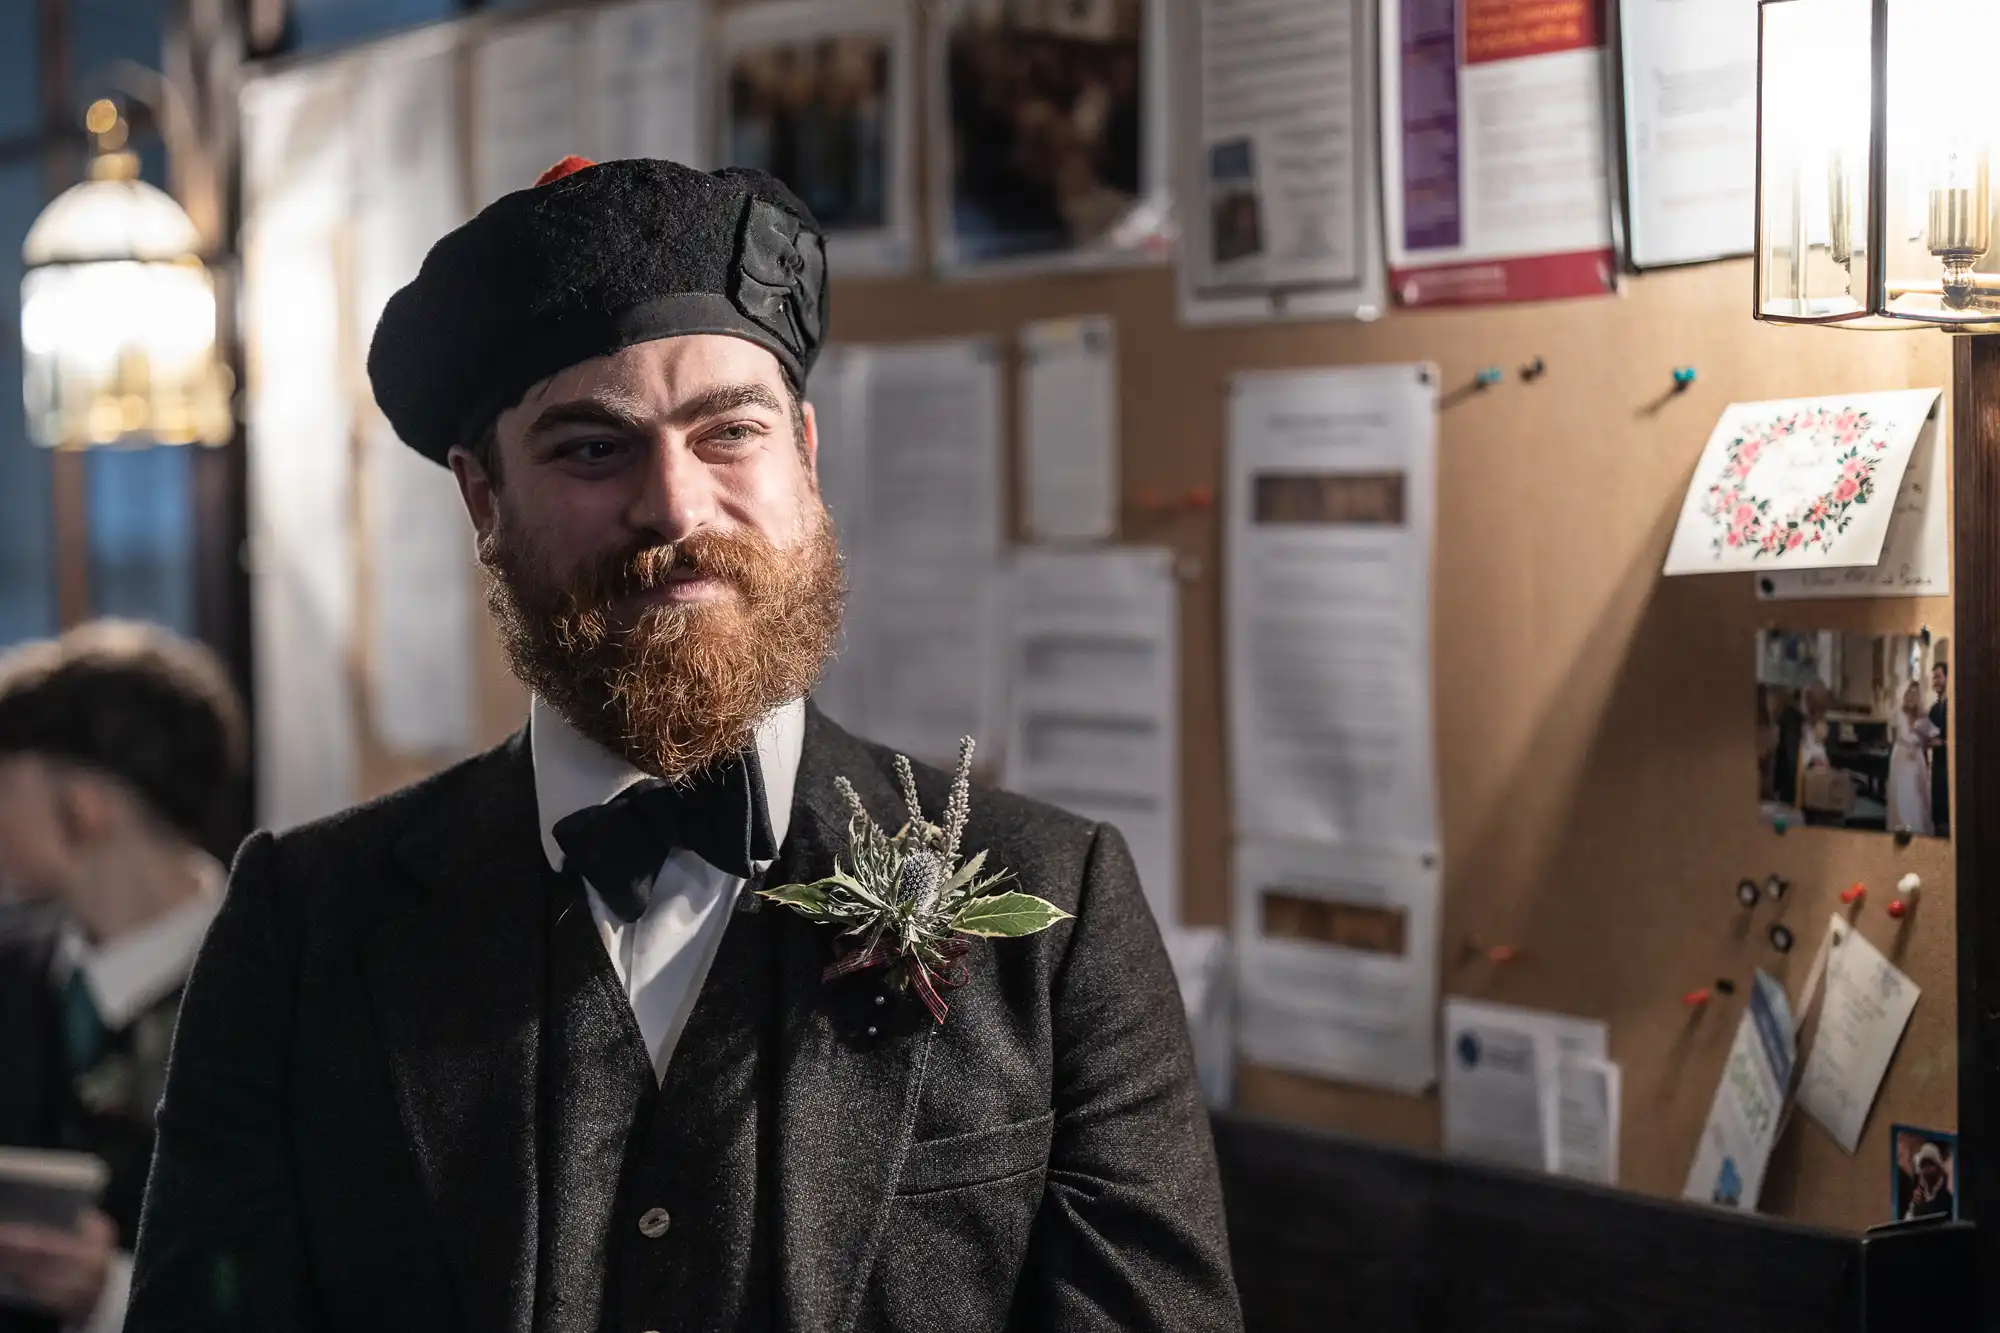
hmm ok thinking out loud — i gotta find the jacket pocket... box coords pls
[895,1110,1055,1195]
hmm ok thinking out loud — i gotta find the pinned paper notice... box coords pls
[1796,917,1921,1154]
[1685,971,1796,1211]
[1021,316,1119,543]
[1554,1056,1622,1186]
[1163,926,1234,1111]
[1442,998,1614,1181]
[1237,841,1442,1094]
[1663,389,1940,578]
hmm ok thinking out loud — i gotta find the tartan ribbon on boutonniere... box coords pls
[756,737,1070,1024]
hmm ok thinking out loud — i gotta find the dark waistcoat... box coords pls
[538,874,781,1333]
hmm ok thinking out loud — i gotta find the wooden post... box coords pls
[38,0,89,628]
[170,0,255,851]
[1954,331,2000,1320]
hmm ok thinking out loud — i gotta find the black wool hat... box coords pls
[367,156,830,466]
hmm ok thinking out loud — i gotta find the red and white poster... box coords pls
[1380,0,1615,306]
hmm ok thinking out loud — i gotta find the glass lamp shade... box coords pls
[1756,0,2000,329]
[19,159,233,447]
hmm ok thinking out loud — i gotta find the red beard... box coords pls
[481,510,844,779]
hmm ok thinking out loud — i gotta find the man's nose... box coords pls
[628,437,715,544]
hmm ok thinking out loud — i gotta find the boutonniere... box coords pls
[757,737,1071,1023]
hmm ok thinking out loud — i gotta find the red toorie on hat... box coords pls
[534,155,596,187]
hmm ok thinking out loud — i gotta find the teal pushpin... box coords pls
[1476,367,1503,388]
[1672,366,1697,389]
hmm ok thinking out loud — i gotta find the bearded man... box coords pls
[125,159,1238,1333]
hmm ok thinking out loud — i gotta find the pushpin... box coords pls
[1182,486,1214,511]
[1889,873,1920,920]
[1768,922,1796,953]
[1715,978,1738,996]
[1519,357,1547,383]
[1476,367,1504,388]
[1487,944,1520,963]
[1672,367,1697,390]
[1764,874,1789,902]
[1683,987,1713,1008]
[1840,882,1867,905]
[1894,827,1914,848]
[1736,878,1761,909]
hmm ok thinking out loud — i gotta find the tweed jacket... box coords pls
[125,706,1241,1332]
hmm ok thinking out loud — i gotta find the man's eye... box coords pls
[711,423,755,444]
[561,438,624,462]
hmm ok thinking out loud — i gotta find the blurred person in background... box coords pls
[0,621,246,1333]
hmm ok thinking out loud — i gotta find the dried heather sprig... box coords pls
[942,737,975,864]
[834,776,874,832]
[894,753,924,829]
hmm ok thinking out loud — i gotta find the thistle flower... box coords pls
[901,847,947,918]
[757,739,1071,1025]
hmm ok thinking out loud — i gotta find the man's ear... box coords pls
[448,445,500,542]
[800,399,821,482]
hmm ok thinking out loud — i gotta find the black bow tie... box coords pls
[551,751,778,923]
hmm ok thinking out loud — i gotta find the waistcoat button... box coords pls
[638,1206,671,1239]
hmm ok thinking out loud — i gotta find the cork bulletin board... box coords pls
[298,3,1960,1238]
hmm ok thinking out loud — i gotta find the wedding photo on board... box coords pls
[1756,629,1949,839]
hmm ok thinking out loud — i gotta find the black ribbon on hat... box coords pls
[732,198,827,370]
[552,751,777,922]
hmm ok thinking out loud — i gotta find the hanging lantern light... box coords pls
[20,99,233,448]
[1754,0,2000,328]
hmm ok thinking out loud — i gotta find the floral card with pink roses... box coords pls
[1663,388,1942,578]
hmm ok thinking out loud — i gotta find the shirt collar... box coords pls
[57,851,225,1030]
[531,696,807,876]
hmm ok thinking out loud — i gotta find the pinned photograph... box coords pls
[1891,1125,1958,1221]
[931,0,1169,273]
[1206,138,1263,266]
[1756,629,1950,839]
[719,0,917,276]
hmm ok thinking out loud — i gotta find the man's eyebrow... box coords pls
[669,382,786,424]
[521,399,653,447]
[521,382,785,447]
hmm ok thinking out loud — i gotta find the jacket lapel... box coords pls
[772,707,937,1333]
[367,731,547,1333]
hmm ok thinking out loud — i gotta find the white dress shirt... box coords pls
[50,851,224,1333]
[531,697,805,1082]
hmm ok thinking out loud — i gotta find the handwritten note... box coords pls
[1796,918,1921,1153]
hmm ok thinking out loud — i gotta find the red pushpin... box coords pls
[1683,988,1713,1008]
[1840,882,1867,905]
[1183,486,1215,511]
[1888,899,1909,920]
[1487,945,1520,963]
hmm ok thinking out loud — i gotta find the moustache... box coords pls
[567,530,772,611]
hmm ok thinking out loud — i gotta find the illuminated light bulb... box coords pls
[1927,138,1992,310]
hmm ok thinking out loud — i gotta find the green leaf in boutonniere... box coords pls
[756,736,1071,1024]
[951,891,1073,938]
